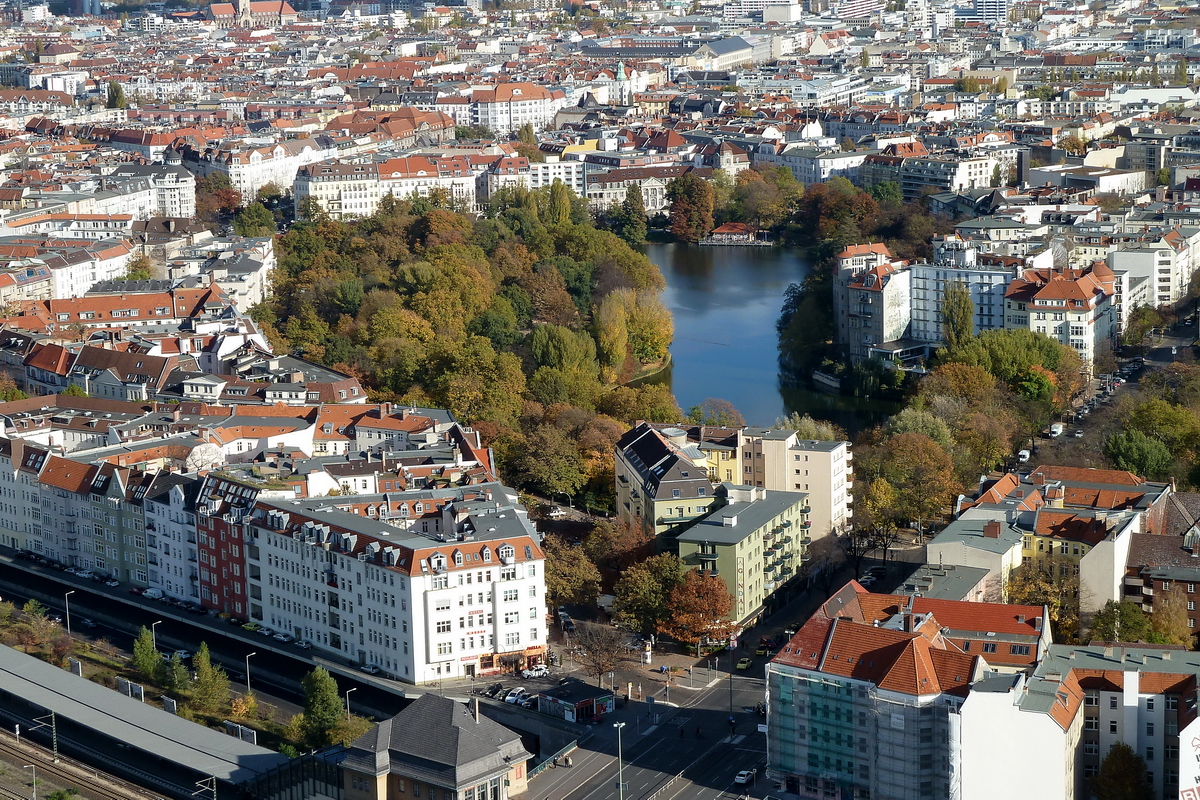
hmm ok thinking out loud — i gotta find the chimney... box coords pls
[1017,614,1025,624]
[382,402,392,417]
[172,407,181,423]
[1034,617,1043,631]
[1031,471,1045,486]
[983,520,1001,538]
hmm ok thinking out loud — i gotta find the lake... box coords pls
[642,242,898,434]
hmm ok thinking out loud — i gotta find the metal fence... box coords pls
[529,740,578,778]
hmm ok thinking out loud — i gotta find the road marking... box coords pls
[567,739,667,800]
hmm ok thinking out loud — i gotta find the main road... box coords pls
[531,668,772,800]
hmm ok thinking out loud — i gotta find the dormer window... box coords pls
[454,551,463,566]
[482,548,492,562]
[498,544,515,561]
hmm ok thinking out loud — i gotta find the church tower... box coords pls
[235,0,251,27]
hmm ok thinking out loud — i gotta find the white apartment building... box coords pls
[468,84,567,135]
[248,486,548,684]
[108,165,197,219]
[737,430,854,537]
[842,261,912,360]
[1003,262,1117,370]
[184,138,337,201]
[143,473,200,604]
[753,144,870,185]
[1108,229,1200,307]
[962,644,1198,800]
[899,238,1018,345]
[294,155,482,220]
[0,439,46,552]
[482,155,588,201]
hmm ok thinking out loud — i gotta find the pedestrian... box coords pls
[680,726,685,738]
[695,726,701,738]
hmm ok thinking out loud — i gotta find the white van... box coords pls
[142,588,164,600]
[1017,450,1030,463]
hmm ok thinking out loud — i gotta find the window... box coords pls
[1111,720,1118,734]
[1085,718,1098,731]
[1147,722,1155,737]
[503,589,518,602]
[1111,696,1118,709]
[1084,741,1098,755]
[1147,698,1155,711]
[1009,644,1030,656]
[437,642,451,655]
[436,620,451,633]
[981,643,996,653]
[1085,692,1098,707]
[1167,696,1178,711]
[1147,747,1155,762]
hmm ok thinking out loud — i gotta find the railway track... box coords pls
[0,737,167,800]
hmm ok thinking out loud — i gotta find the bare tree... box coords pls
[803,534,847,598]
[841,528,875,580]
[571,623,632,686]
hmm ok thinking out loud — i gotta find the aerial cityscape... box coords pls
[0,0,1194,797]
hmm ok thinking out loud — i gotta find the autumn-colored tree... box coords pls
[543,535,602,608]
[1088,600,1150,643]
[584,518,655,572]
[666,171,715,243]
[661,569,736,656]
[1150,585,1192,646]
[876,432,958,533]
[686,397,745,428]
[1005,560,1081,643]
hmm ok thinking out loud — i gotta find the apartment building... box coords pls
[675,485,810,625]
[962,644,1200,800]
[142,472,201,604]
[766,583,984,800]
[1108,228,1200,307]
[841,260,912,361]
[294,155,482,220]
[483,156,589,202]
[195,473,261,616]
[834,243,900,352]
[615,423,722,545]
[736,430,853,537]
[1003,261,1118,370]
[468,84,566,135]
[247,485,547,683]
[1123,533,1200,643]
[107,164,197,219]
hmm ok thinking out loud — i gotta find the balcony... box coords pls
[145,522,156,532]
[801,553,812,562]
[697,552,719,562]
[800,521,812,530]
[1143,586,1155,596]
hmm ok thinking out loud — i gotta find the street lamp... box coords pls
[22,764,35,800]
[245,652,257,692]
[63,591,74,640]
[151,620,162,651]
[613,722,626,800]
[553,491,573,509]
[345,687,356,718]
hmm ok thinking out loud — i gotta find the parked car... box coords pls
[172,650,191,661]
[77,618,96,629]
[865,566,887,577]
[360,664,381,675]
[76,570,94,580]
[241,622,261,632]
[736,657,753,671]
[294,640,313,650]
[1073,429,1084,438]
[257,627,274,637]
[105,579,120,587]
[563,621,576,633]
[522,665,549,679]
[273,633,294,643]
[141,588,164,600]
[734,771,753,785]
[505,687,527,704]
[755,644,772,656]
[547,506,567,519]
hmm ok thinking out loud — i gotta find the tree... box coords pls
[1124,304,1162,348]
[1091,742,1153,800]
[617,184,647,245]
[941,280,975,351]
[1005,560,1081,643]
[234,202,276,237]
[547,181,573,226]
[455,124,495,140]
[1150,585,1192,646]
[1156,167,1171,187]
[885,408,954,450]
[191,642,230,713]
[613,554,684,635]
[802,534,847,597]
[1057,134,1087,156]
[512,425,587,496]
[123,253,152,281]
[686,398,745,427]
[1103,430,1172,479]
[868,181,902,206]
[162,652,191,697]
[60,384,87,397]
[665,172,714,243]
[584,519,654,571]
[953,75,981,93]
[1087,600,1150,643]
[131,626,162,682]
[517,122,537,145]
[543,535,602,608]
[106,80,126,109]
[301,667,343,748]
[571,622,631,685]
[775,412,846,440]
[661,569,736,656]
[840,136,857,152]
